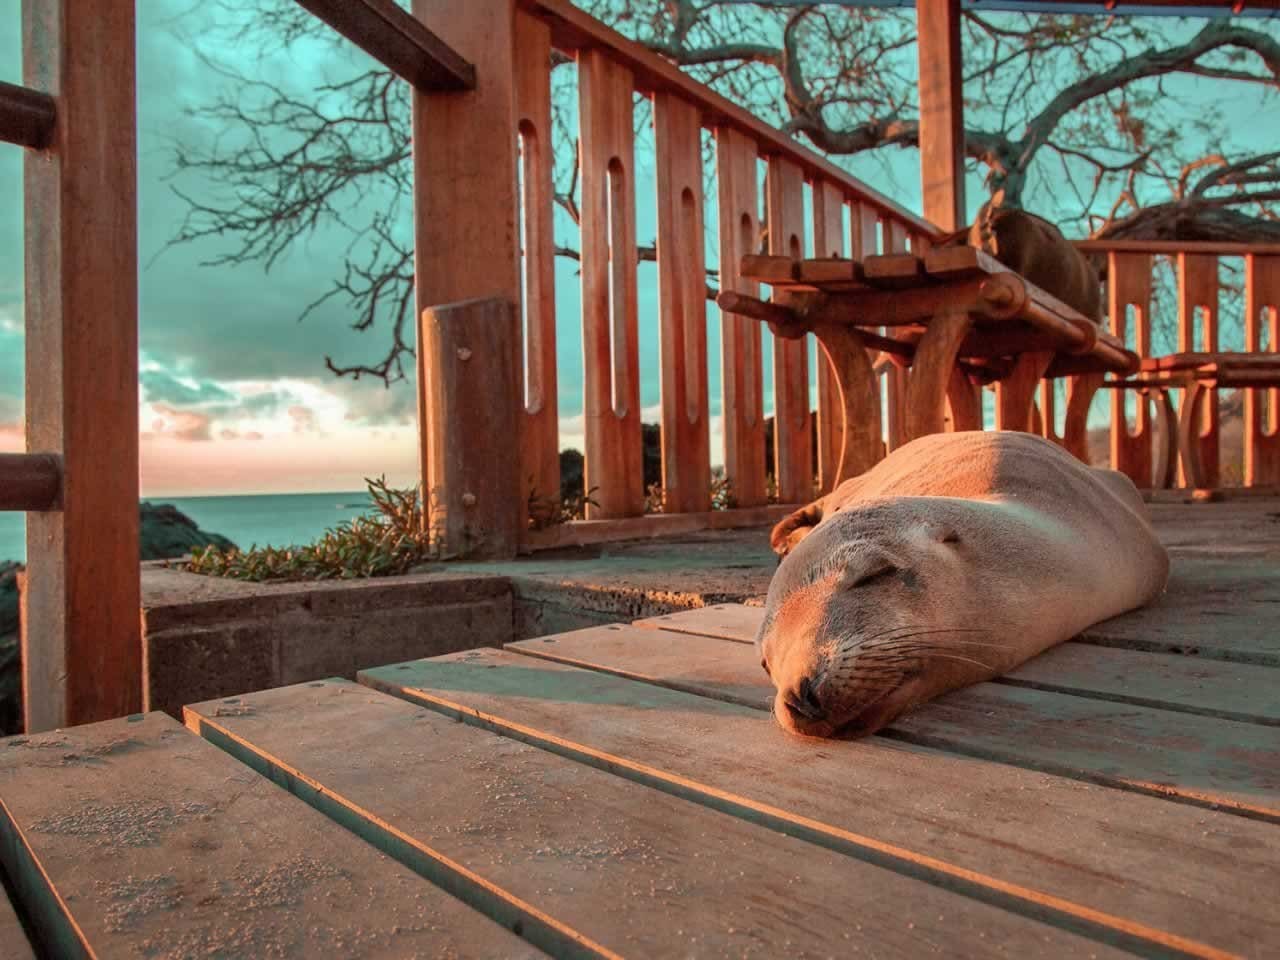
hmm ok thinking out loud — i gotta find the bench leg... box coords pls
[813,324,883,487]
[996,351,1054,433]
[1062,373,1103,463]
[1177,380,1211,489]
[904,310,973,442]
[946,368,983,432]
[1148,387,1178,489]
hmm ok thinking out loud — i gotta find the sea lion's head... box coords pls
[758,498,1001,739]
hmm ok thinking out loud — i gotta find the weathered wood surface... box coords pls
[23,0,142,731]
[0,887,34,960]
[0,713,537,958]
[362,649,1279,958]
[187,680,1117,959]
[511,622,1280,820]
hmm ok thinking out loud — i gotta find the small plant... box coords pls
[527,485,599,529]
[187,477,441,582]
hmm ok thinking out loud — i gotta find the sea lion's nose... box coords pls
[781,674,826,721]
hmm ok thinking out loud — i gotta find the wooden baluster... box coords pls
[515,10,559,525]
[1245,255,1280,486]
[884,219,910,451]
[1062,373,1103,464]
[412,0,523,556]
[23,0,141,729]
[766,156,812,504]
[1108,252,1153,486]
[654,92,709,513]
[849,202,888,461]
[811,179,846,493]
[715,127,766,507]
[1039,380,1060,444]
[1178,254,1220,487]
[579,50,643,518]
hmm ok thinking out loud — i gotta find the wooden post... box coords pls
[654,92,710,514]
[916,0,965,233]
[1177,254,1219,487]
[812,180,846,493]
[411,0,522,553]
[421,299,522,559]
[1109,253,1153,486]
[1245,255,1280,486]
[22,0,141,730]
[715,127,767,508]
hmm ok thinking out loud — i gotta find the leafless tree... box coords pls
[166,0,1280,383]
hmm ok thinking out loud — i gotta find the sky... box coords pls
[0,2,1274,496]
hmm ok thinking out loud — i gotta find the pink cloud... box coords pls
[288,405,318,434]
[149,404,213,442]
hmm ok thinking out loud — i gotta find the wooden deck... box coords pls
[1,531,1278,957]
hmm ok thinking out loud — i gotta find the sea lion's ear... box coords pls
[770,501,824,559]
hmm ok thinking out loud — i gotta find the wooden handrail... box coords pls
[522,0,941,239]
[0,454,61,512]
[1076,239,1280,256]
[293,0,475,91]
[0,81,56,150]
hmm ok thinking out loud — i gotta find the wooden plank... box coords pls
[521,503,798,551]
[635,603,1280,723]
[916,0,965,231]
[579,49,643,518]
[811,181,847,494]
[863,253,928,289]
[715,127,767,508]
[523,0,940,237]
[363,649,1280,958]
[1245,255,1280,486]
[412,0,522,538]
[515,11,561,519]
[23,0,141,731]
[0,453,59,511]
[765,156,812,504]
[1177,254,1220,487]
[654,92,710,514]
[0,713,536,958]
[0,80,55,149]
[1077,239,1280,257]
[422,298,522,558]
[295,0,475,90]
[187,679,1112,959]
[850,202,880,262]
[1108,252,1153,485]
[513,623,1280,819]
[0,887,34,960]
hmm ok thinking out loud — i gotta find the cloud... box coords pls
[140,369,236,407]
[288,405,319,434]
[149,404,213,442]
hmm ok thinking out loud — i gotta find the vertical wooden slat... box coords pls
[812,180,846,493]
[916,0,966,233]
[1177,254,1219,487]
[579,50,643,518]
[1109,252,1153,486]
[22,0,141,730]
[654,92,709,513]
[515,10,559,517]
[1245,255,1280,486]
[715,127,767,507]
[766,156,812,504]
[849,202,879,262]
[412,0,522,553]
[884,220,911,451]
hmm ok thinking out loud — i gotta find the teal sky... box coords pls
[0,2,1275,495]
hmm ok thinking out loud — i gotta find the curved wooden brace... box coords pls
[946,368,983,432]
[1062,373,1103,463]
[1147,387,1178,490]
[812,323,884,488]
[996,350,1054,433]
[1177,380,1211,490]
[904,310,974,442]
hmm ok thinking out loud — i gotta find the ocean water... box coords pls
[0,491,374,563]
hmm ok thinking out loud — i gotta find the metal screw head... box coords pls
[457,347,473,361]
[461,492,478,508]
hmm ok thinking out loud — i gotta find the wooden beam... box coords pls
[293,0,475,91]
[0,454,60,512]
[916,0,966,232]
[1077,239,1280,256]
[0,80,55,149]
[23,0,141,730]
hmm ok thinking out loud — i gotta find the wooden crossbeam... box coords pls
[0,81,56,149]
[294,0,475,91]
[0,454,60,512]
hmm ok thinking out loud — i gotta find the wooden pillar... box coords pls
[916,0,966,232]
[1109,252,1153,487]
[22,0,141,730]
[412,0,522,554]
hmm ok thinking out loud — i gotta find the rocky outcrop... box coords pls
[0,504,237,734]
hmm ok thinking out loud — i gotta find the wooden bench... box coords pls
[1105,351,1280,489]
[0,593,1276,956]
[717,247,1138,486]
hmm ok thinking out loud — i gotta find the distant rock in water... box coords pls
[139,502,238,560]
[0,503,237,734]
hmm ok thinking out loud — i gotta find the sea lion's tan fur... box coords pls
[759,431,1168,738]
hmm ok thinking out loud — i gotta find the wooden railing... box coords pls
[1065,240,1280,488]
